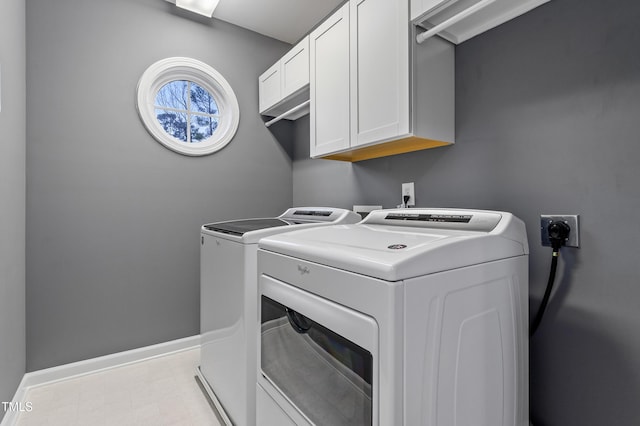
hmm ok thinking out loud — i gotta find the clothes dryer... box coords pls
[198,207,360,426]
[256,208,529,426]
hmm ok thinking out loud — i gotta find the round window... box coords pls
[136,57,240,156]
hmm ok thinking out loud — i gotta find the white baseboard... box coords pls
[0,375,29,426]
[1,335,201,426]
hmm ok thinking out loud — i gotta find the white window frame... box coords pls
[136,57,240,156]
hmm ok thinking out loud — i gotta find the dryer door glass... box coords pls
[261,295,373,425]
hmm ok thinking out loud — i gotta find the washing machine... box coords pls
[256,208,529,426]
[198,207,360,426]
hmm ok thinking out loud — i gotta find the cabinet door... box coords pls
[259,62,281,114]
[281,36,310,100]
[310,3,350,157]
[350,0,409,147]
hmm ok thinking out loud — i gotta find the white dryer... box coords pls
[198,207,360,426]
[256,208,529,426]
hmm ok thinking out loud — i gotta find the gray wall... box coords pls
[26,0,292,371]
[293,0,640,424]
[0,0,26,417]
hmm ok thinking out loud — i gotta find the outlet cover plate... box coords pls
[401,182,415,206]
[540,214,580,248]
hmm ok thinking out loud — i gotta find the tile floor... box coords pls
[15,349,222,426]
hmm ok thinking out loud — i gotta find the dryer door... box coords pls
[259,275,378,426]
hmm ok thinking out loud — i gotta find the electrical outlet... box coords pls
[401,182,415,207]
[540,215,580,248]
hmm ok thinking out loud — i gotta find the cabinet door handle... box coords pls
[416,0,496,44]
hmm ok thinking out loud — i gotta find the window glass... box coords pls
[190,82,218,114]
[153,80,220,143]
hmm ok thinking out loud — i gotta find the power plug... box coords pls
[540,215,580,248]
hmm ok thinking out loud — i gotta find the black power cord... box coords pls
[530,221,571,338]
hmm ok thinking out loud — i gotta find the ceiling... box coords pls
[211,0,345,45]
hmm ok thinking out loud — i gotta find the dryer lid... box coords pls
[259,208,529,281]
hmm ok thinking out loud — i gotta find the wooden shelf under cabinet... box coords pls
[320,136,452,162]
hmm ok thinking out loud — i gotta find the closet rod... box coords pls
[264,100,311,128]
[416,0,496,44]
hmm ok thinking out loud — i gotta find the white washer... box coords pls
[198,207,360,426]
[257,208,529,426]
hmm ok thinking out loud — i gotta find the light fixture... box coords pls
[174,0,220,17]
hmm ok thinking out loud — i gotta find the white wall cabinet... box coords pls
[412,0,551,45]
[309,3,351,157]
[350,0,410,147]
[311,0,454,162]
[260,0,550,158]
[281,38,309,102]
[259,36,310,125]
[258,62,281,114]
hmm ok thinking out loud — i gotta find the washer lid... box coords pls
[201,207,361,243]
[259,208,529,281]
[203,218,292,236]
